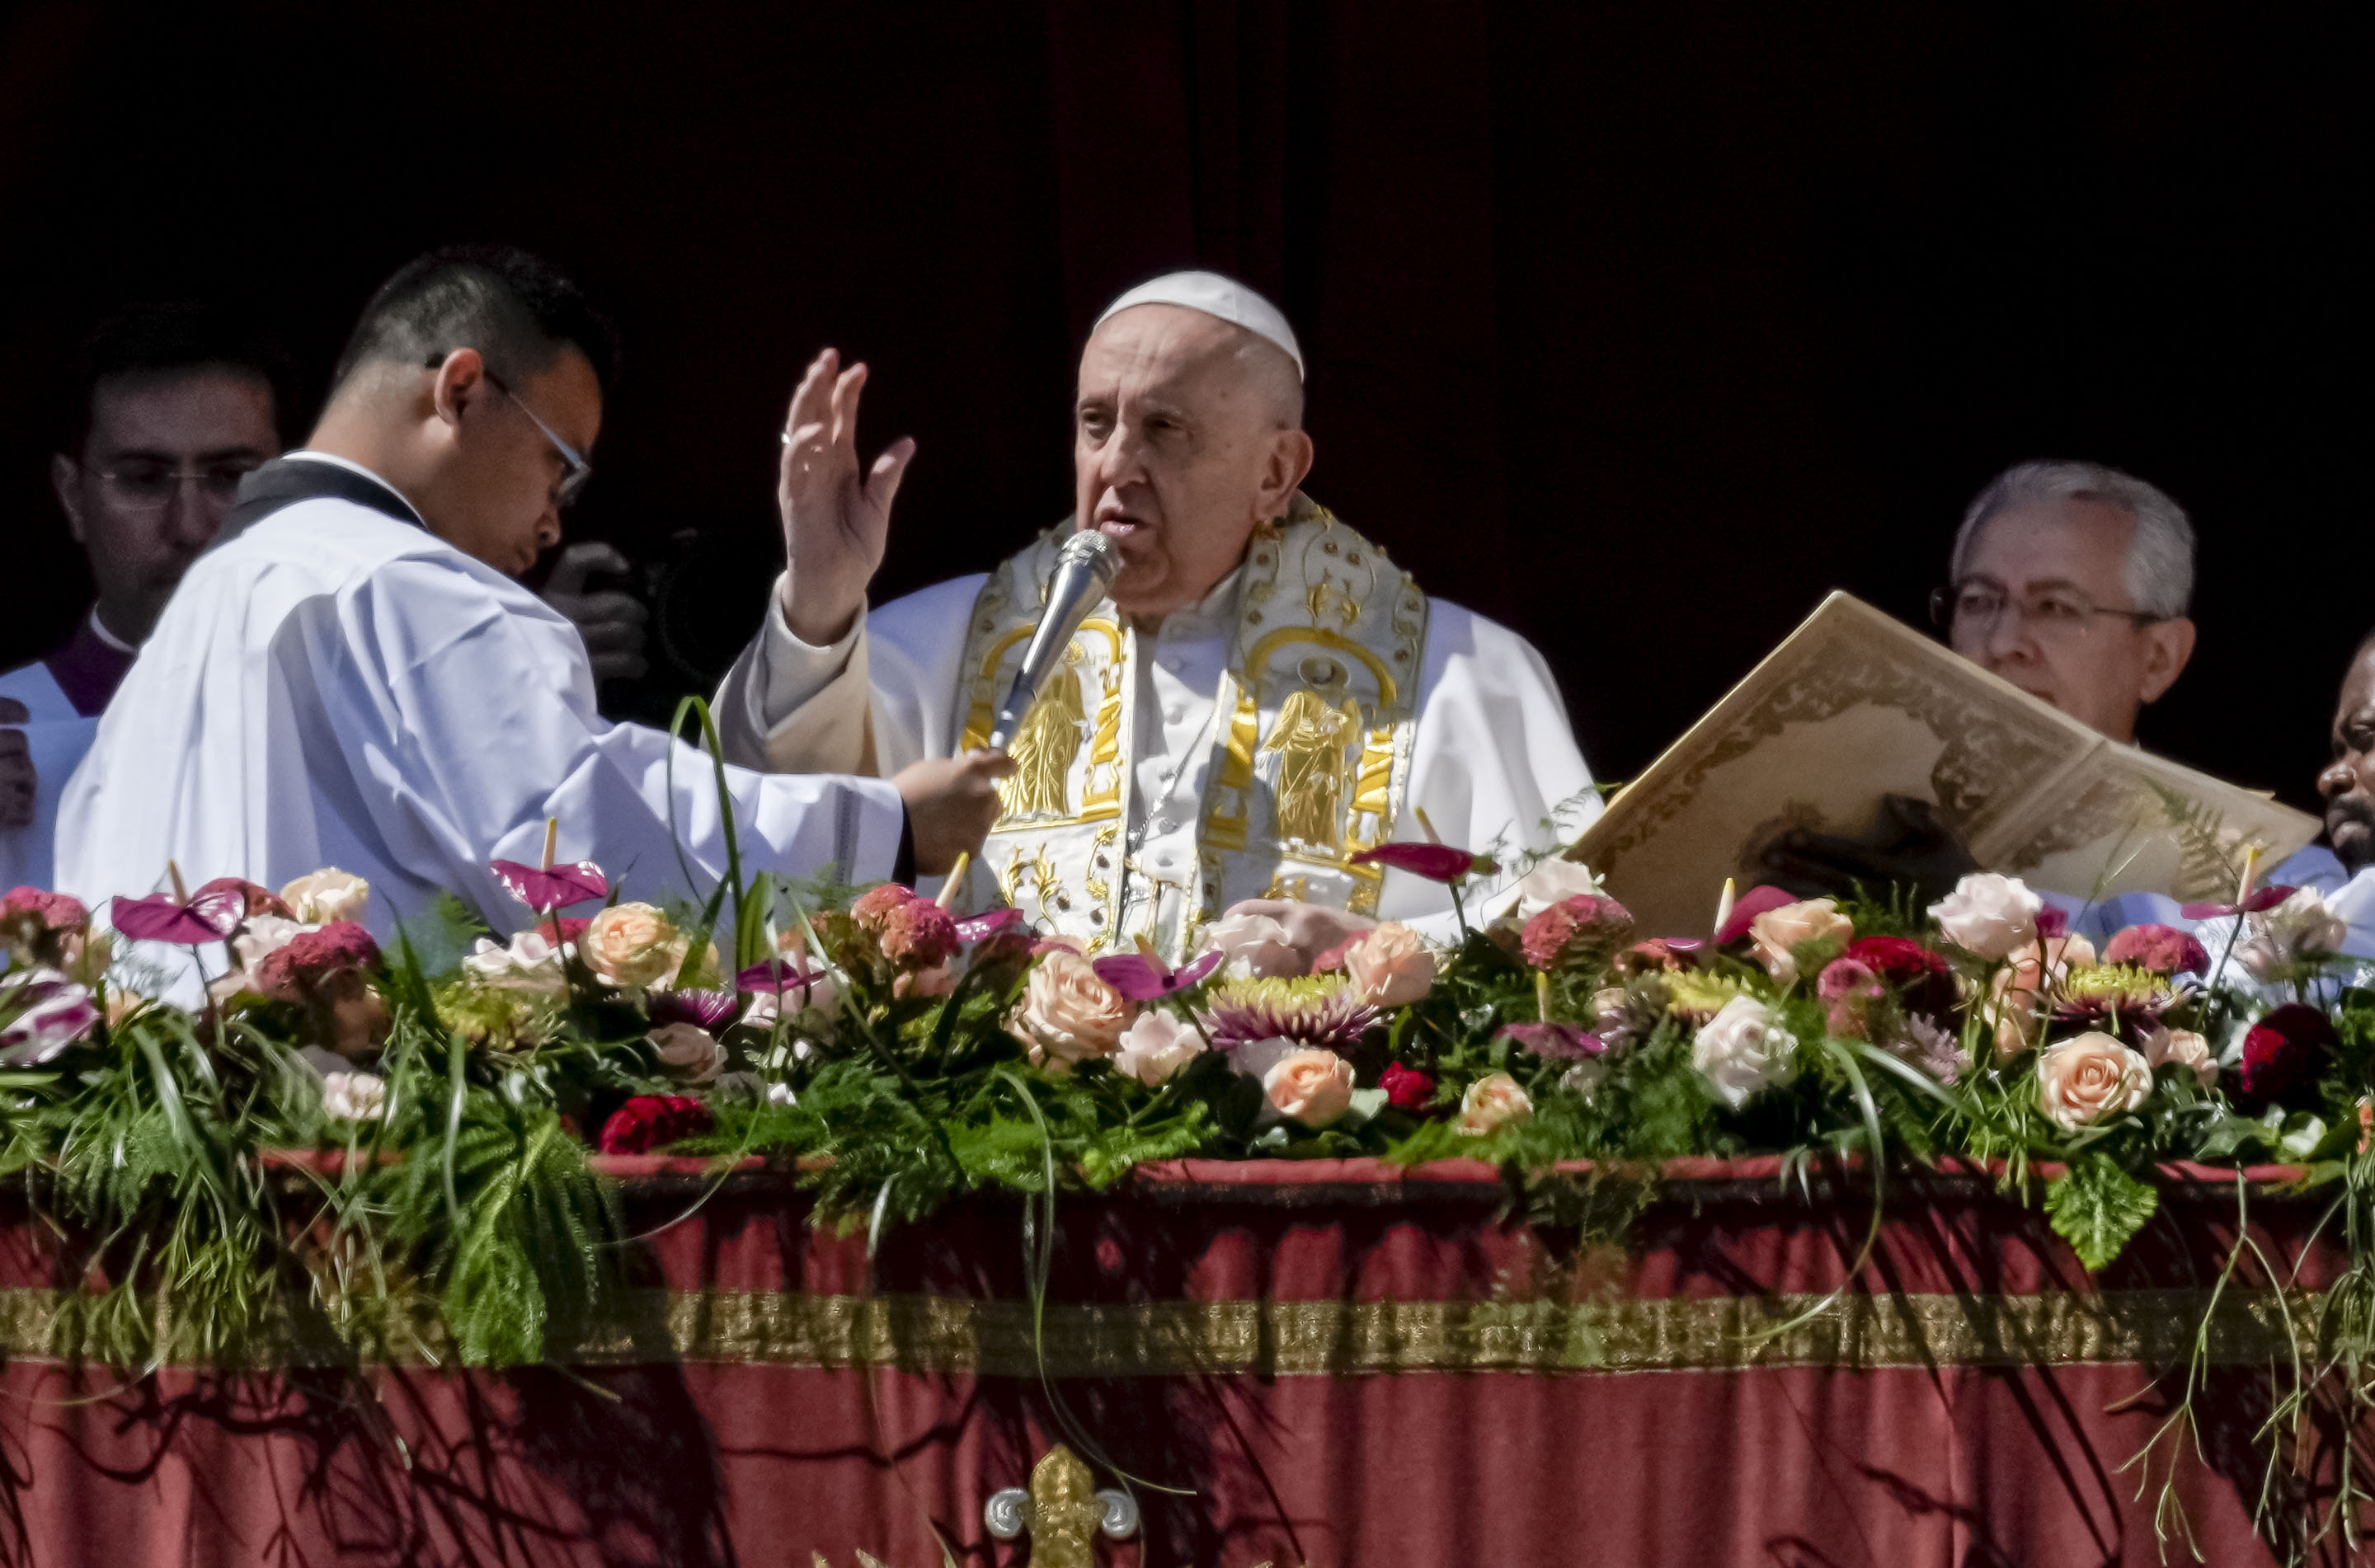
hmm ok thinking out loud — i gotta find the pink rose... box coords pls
[1262,1046,1356,1128]
[2143,1025,2217,1088]
[1747,897,1852,987]
[1008,950,1137,1073]
[584,903,689,988]
[1928,872,2043,961]
[1110,1010,1206,1086]
[1456,1071,1533,1135]
[647,1021,724,1085]
[1340,922,1436,1007]
[2036,1030,2152,1132]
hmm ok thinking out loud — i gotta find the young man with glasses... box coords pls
[57,246,1009,957]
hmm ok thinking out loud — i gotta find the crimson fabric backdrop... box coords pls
[0,1,2361,803]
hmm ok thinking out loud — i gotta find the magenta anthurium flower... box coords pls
[1497,1021,1606,1061]
[0,970,101,1066]
[1092,947,1221,1002]
[953,907,1026,944]
[111,885,247,946]
[490,859,609,914]
[1713,885,1799,946]
[1351,843,1496,884]
[649,988,741,1032]
[2180,884,2294,921]
[736,957,825,998]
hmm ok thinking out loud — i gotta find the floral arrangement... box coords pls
[6,813,2375,1546]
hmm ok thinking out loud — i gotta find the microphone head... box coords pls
[1058,527,1120,592]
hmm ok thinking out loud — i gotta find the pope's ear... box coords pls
[426,348,487,428]
[1261,429,1314,513]
[2138,616,2198,704]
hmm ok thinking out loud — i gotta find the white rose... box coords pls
[320,1069,387,1122]
[1746,898,1852,987]
[1199,913,1305,979]
[1110,1010,1207,1087]
[1927,872,2043,962]
[1509,857,1604,922]
[648,1021,724,1085]
[233,914,316,974]
[1690,995,1800,1110]
[1559,1059,1610,1101]
[1456,1071,1534,1134]
[280,868,371,926]
[2036,1030,2152,1132]
[462,931,567,990]
[2236,887,2349,982]
[2143,1026,2218,1089]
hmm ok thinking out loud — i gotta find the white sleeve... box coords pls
[712,574,876,775]
[346,563,905,913]
[1379,600,1601,930]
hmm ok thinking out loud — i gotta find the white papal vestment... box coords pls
[713,501,1598,954]
[58,454,905,938]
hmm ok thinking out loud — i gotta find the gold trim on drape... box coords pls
[0,1284,2326,1374]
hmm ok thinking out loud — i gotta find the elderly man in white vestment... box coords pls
[712,271,1598,958]
[58,246,1008,936]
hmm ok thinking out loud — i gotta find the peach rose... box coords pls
[1927,872,2043,961]
[1341,922,1437,1007]
[1111,1010,1206,1087]
[2036,1030,2152,1132]
[585,903,688,988]
[1747,898,1852,987]
[280,868,370,926]
[1456,1071,1534,1134]
[1263,1046,1356,1128]
[2144,1026,2218,1089]
[648,1021,724,1085]
[1009,950,1137,1073]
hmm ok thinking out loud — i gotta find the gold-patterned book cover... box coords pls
[1571,591,2320,935]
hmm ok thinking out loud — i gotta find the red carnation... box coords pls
[2,887,88,932]
[2238,1002,2336,1109]
[1380,1061,1437,1113]
[253,920,382,999]
[597,1094,715,1154]
[2102,923,2212,976]
[851,883,919,930]
[1841,935,1954,1016]
[878,897,958,969]
[1521,895,1634,971]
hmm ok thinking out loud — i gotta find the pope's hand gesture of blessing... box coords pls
[777,347,913,647]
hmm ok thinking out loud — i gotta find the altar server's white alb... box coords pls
[717,271,1598,955]
[59,453,905,931]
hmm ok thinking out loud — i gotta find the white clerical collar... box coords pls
[87,607,140,655]
[284,450,428,527]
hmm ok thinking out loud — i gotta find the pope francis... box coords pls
[716,271,1598,958]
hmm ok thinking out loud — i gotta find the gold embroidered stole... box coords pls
[952,496,1427,955]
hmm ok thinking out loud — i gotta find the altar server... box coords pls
[59,247,1007,934]
[713,270,1598,957]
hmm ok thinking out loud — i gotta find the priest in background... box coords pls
[0,302,655,895]
[714,270,1598,959]
[2316,630,2375,953]
[59,246,1008,938]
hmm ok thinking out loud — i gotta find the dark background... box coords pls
[1,1,2362,810]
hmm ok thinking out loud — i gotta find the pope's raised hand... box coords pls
[778,348,915,648]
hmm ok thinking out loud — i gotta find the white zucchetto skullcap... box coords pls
[1093,270,1304,382]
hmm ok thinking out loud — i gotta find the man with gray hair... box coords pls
[1931,458,2199,743]
[717,270,1598,958]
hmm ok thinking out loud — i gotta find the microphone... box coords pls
[986,528,1119,752]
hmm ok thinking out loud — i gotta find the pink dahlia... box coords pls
[878,898,958,969]
[2101,923,2212,976]
[1520,895,1635,971]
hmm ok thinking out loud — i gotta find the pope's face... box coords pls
[1945,496,2194,742]
[52,368,278,642]
[1072,305,1310,618]
[431,346,600,576]
[2319,642,2375,875]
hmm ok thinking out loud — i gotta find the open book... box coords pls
[1569,592,2321,935]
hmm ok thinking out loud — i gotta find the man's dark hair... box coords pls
[63,301,298,454]
[332,244,619,396]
